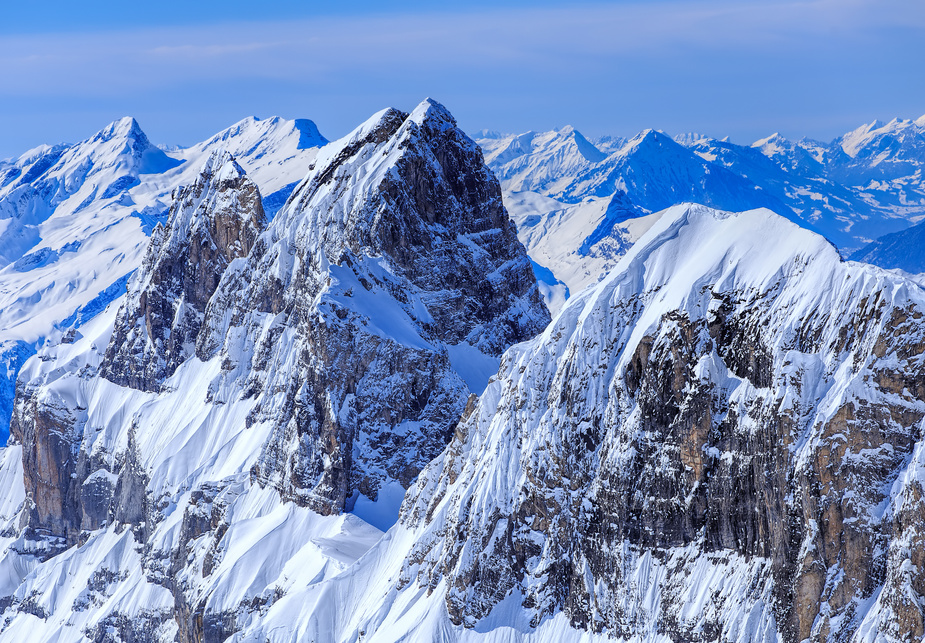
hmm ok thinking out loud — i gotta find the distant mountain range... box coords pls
[478,115,925,311]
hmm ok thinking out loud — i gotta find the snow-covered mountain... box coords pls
[478,127,607,195]
[2,99,925,643]
[0,99,548,641]
[0,114,327,439]
[687,120,925,250]
[829,116,925,185]
[479,115,925,310]
[238,203,925,643]
[503,189,662,311]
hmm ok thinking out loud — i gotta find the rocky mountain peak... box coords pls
[270,98,547,355]
[363,203,925,642]
[100,149,266,392]
[9,97,548,562]
[184,99,549,511]
[408,96,455,129]
[80,116,178,176]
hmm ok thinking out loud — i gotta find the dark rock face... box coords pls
[196,99,549,513]
[11,385,83,541]
[10,151,266,546]
[10,378,152,547]
[101,151,267,392]
[397,206,925,643]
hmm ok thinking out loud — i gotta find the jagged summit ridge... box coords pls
[479,125,608,195]
[101,150,267,392]
[196,97,549,510]
[262,98,545,355]
[196,115,327,160]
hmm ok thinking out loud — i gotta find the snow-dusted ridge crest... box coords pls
[0,99,548,641]
[252,204,925,643]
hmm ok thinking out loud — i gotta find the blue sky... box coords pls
[1,0,924,158]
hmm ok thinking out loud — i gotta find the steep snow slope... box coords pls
[0,99,547,642]
[254,204,925,643]
[504,190,663,314]
[0,115,327,439]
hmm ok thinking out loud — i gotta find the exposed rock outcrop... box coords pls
[194,98,549,512]
[101,150,267,392]
[381,204,925,643]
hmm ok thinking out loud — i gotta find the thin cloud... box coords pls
[0,0,921,155]
[148,43,278,57]
[3,0,920,94]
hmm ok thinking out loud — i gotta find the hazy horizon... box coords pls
[2,0,923,158]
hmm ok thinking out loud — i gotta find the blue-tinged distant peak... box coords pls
[195,115,328,164]
[558,125,606,163]
[292,118,327,149]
